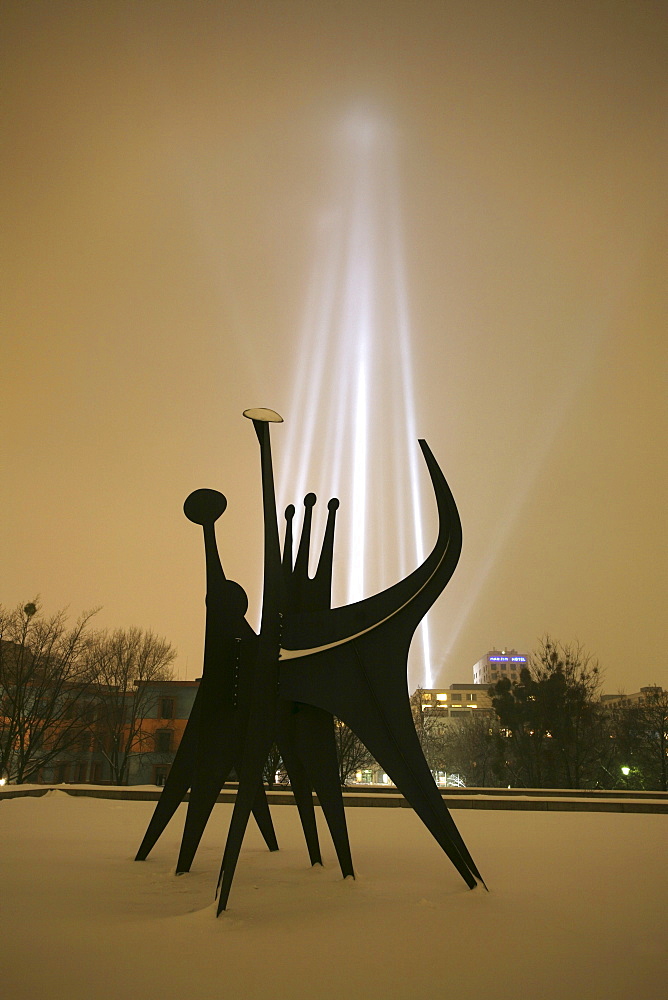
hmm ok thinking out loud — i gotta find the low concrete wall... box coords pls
[2,784,667,813]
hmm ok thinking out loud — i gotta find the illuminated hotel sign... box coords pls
[489,656,526,662]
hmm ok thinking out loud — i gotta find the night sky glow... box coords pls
[2,1,666,694]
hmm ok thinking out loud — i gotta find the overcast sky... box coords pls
[2,1,666,694]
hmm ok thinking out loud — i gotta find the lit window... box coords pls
[436,693,447,701]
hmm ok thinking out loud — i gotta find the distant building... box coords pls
[127,680,199,785]
[599,686,664,711]
[34,679,199,786]
[417,683,493,719]
[408,683,493,788]
[473,649,528,686]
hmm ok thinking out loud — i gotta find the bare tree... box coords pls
[410,687,452,773]
[333,718,376,785]
[263,743,289,788]
[84,627,175,784]
[612,686,668,791]
[438,713,505,787]
[0,601,98,782]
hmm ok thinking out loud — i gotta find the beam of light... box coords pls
[277,109,433,689]
[349,344,369,602]
[387,173,432,682]
[436,286,630,674]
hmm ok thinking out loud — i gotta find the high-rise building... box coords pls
[473,649,528,686]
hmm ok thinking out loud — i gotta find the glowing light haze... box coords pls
[2,1,666,694]
[277,109,432,686]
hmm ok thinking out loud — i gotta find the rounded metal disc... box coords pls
[242,407,283,423]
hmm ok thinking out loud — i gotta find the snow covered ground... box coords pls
[2,790,665,999]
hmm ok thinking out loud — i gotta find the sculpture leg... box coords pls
[280,641,484,889]
[176,755,278,873]
[215,729,274,913]
[292,704,354,878]
[276,702,322,867]
[370,741,483,889]
[135,699,201,861]
[249,781,280,853]
[339,698,484,888]
[176,750,235,873]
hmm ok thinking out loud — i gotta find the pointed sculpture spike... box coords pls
[311,497,339,611]
[294,494,316,580]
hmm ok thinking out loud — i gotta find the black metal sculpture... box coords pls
[136,408,485,912]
